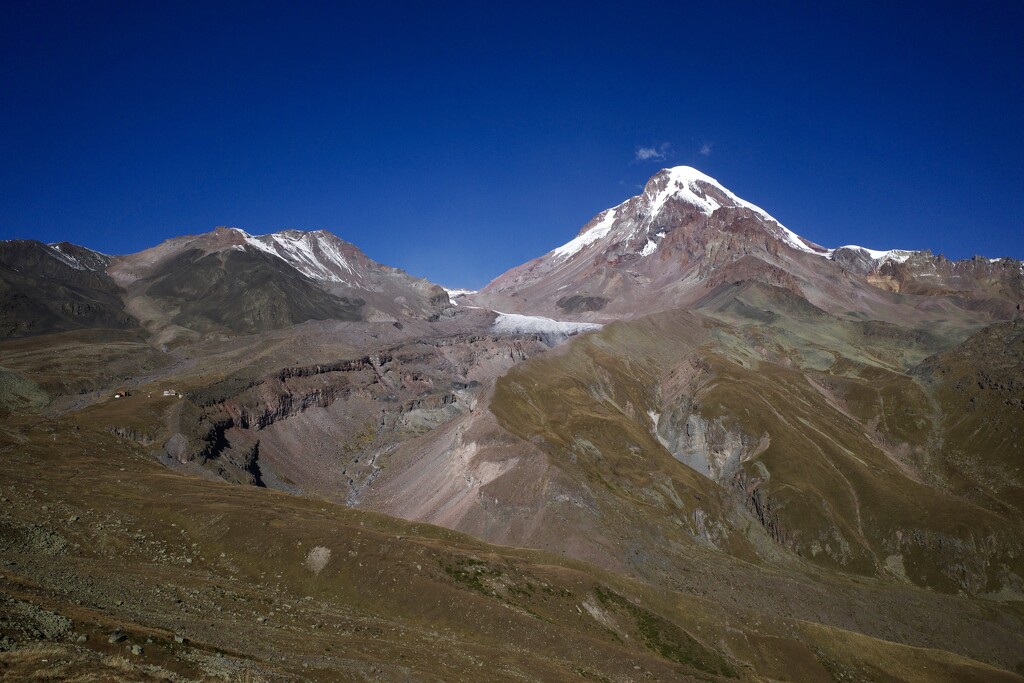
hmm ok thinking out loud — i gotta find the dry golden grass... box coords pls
[0,643,175,682]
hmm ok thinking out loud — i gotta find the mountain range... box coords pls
[1,167,1022,681]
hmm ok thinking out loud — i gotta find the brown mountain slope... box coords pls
[107,227,451,345]
[5,294,1022,675]
[0,240,136,338]
[2,390,1023,681]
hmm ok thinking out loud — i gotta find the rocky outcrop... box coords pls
[169,333,552,495]
[652,409,753,482]
[730,465,793,550]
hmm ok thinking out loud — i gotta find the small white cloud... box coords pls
[635,143,670,162]
[699,142,713,157]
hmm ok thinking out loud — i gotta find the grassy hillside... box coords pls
[2,410,1022,681]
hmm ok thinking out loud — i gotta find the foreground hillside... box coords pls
[2,410,1022,682]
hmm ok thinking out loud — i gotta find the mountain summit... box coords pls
[106,226,450,343]
[551,166,825,263]
[474,166,1022,322]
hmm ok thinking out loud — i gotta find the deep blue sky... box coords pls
[1,1,1021,288]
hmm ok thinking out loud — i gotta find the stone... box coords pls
[304,546,331,575]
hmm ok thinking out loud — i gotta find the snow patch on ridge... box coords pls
[43,243,108,271]
[835,245,915,265]
[47,244,87,270]
[234,228,357,283]
[552,209,618,260]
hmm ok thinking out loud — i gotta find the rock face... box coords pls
[165,328,555,504]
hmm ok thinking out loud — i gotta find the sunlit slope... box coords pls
[491,286,1024,596]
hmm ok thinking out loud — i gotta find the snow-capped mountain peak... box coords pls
[549,166,823,263]
[476,166,995,321]
[646,166,818,254]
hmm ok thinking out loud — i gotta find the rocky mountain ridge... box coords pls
[1,226,453,343]
[473,166,1023,323]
